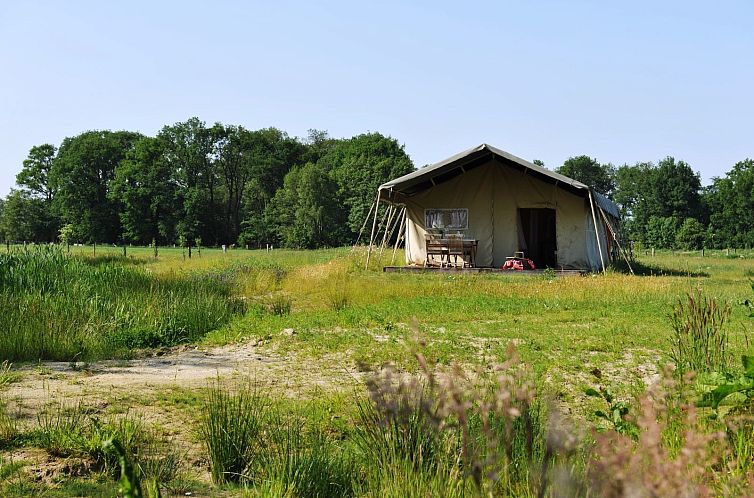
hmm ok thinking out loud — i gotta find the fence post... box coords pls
[93,241,96,257]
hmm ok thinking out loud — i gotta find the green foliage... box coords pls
[645,216,679,249]
[615,158,704,246]
[697,355,754,412]
[675,217,706,250]
[706,159,754,249]
[0,190,52,242]
[8,123,410,249]
[17,144,56,203]
[556,155,616,196]
[585,383,638,439]
[110,136,178,245]
[319,132,414,238]
[266,162,348,248]
[52,130,143,243]
[58,223,75,245]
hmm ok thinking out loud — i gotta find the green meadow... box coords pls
[1,245,753,496]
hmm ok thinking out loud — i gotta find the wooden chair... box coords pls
[425,234,448,267]
[447,234,465,268]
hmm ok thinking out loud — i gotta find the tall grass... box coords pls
[0,247,244,361]
[201,378,354,496]
[200,379,267,485]
[669,288,732,376]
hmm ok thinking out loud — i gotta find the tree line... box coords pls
[554,155,754,250]
[2,123,752,251]
[0,118,414,249]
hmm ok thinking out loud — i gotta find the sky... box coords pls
[1,1,753,196]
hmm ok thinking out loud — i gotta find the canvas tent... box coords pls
[369,144,622,271]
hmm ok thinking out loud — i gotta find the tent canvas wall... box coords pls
[376,144,620,271]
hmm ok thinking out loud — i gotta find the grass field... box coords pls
[1,244,753,496]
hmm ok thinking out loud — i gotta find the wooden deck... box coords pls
[382,266,586,276]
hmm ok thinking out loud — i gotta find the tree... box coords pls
[266,163,347,248]
[533,159,545,167]
[0,190,48,242]
[0,198,5,241]
[653,157,702,221]
[51,130,143,243]
[225,126,305,245]
[675,218,706,250]
[556,156,616,196]
[613,158,703,245]
[15,144,61,241]
[158,118,220,246]
[706,159,754,248]
[614,162,656,242]
[17,144,56,203]
[645,216,679,249]
[110,136,179,245]
[318,133,414,240]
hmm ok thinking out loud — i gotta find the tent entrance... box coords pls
[518,208,557,268]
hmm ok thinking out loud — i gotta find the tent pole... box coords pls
[353,199,376,249]
[378,205,397,262]
[598,208,634,275]
[391,207,407,265]
[364,190,382,270]
[380,205,404,264]
[588,190,606,273]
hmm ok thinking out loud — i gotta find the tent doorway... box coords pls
[518,208,557,269]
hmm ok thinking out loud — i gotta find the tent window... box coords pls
[425,209,468,230]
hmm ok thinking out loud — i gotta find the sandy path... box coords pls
[5,340,364,418]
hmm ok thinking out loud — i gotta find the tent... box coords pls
[367,144,624,271]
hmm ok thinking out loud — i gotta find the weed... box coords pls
[588,376,723,498]
[669,288,731,376]
[585,369,639,439]
[0,362,21,388]
[542,267,557,280]
[353,345,575,497]
[268,294,292,316]
[0,396,16,446]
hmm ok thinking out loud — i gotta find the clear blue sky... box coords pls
[1,1,752,196]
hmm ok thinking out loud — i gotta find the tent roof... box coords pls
[379,143,619,217]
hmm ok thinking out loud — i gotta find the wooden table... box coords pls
[425,238,478,268]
